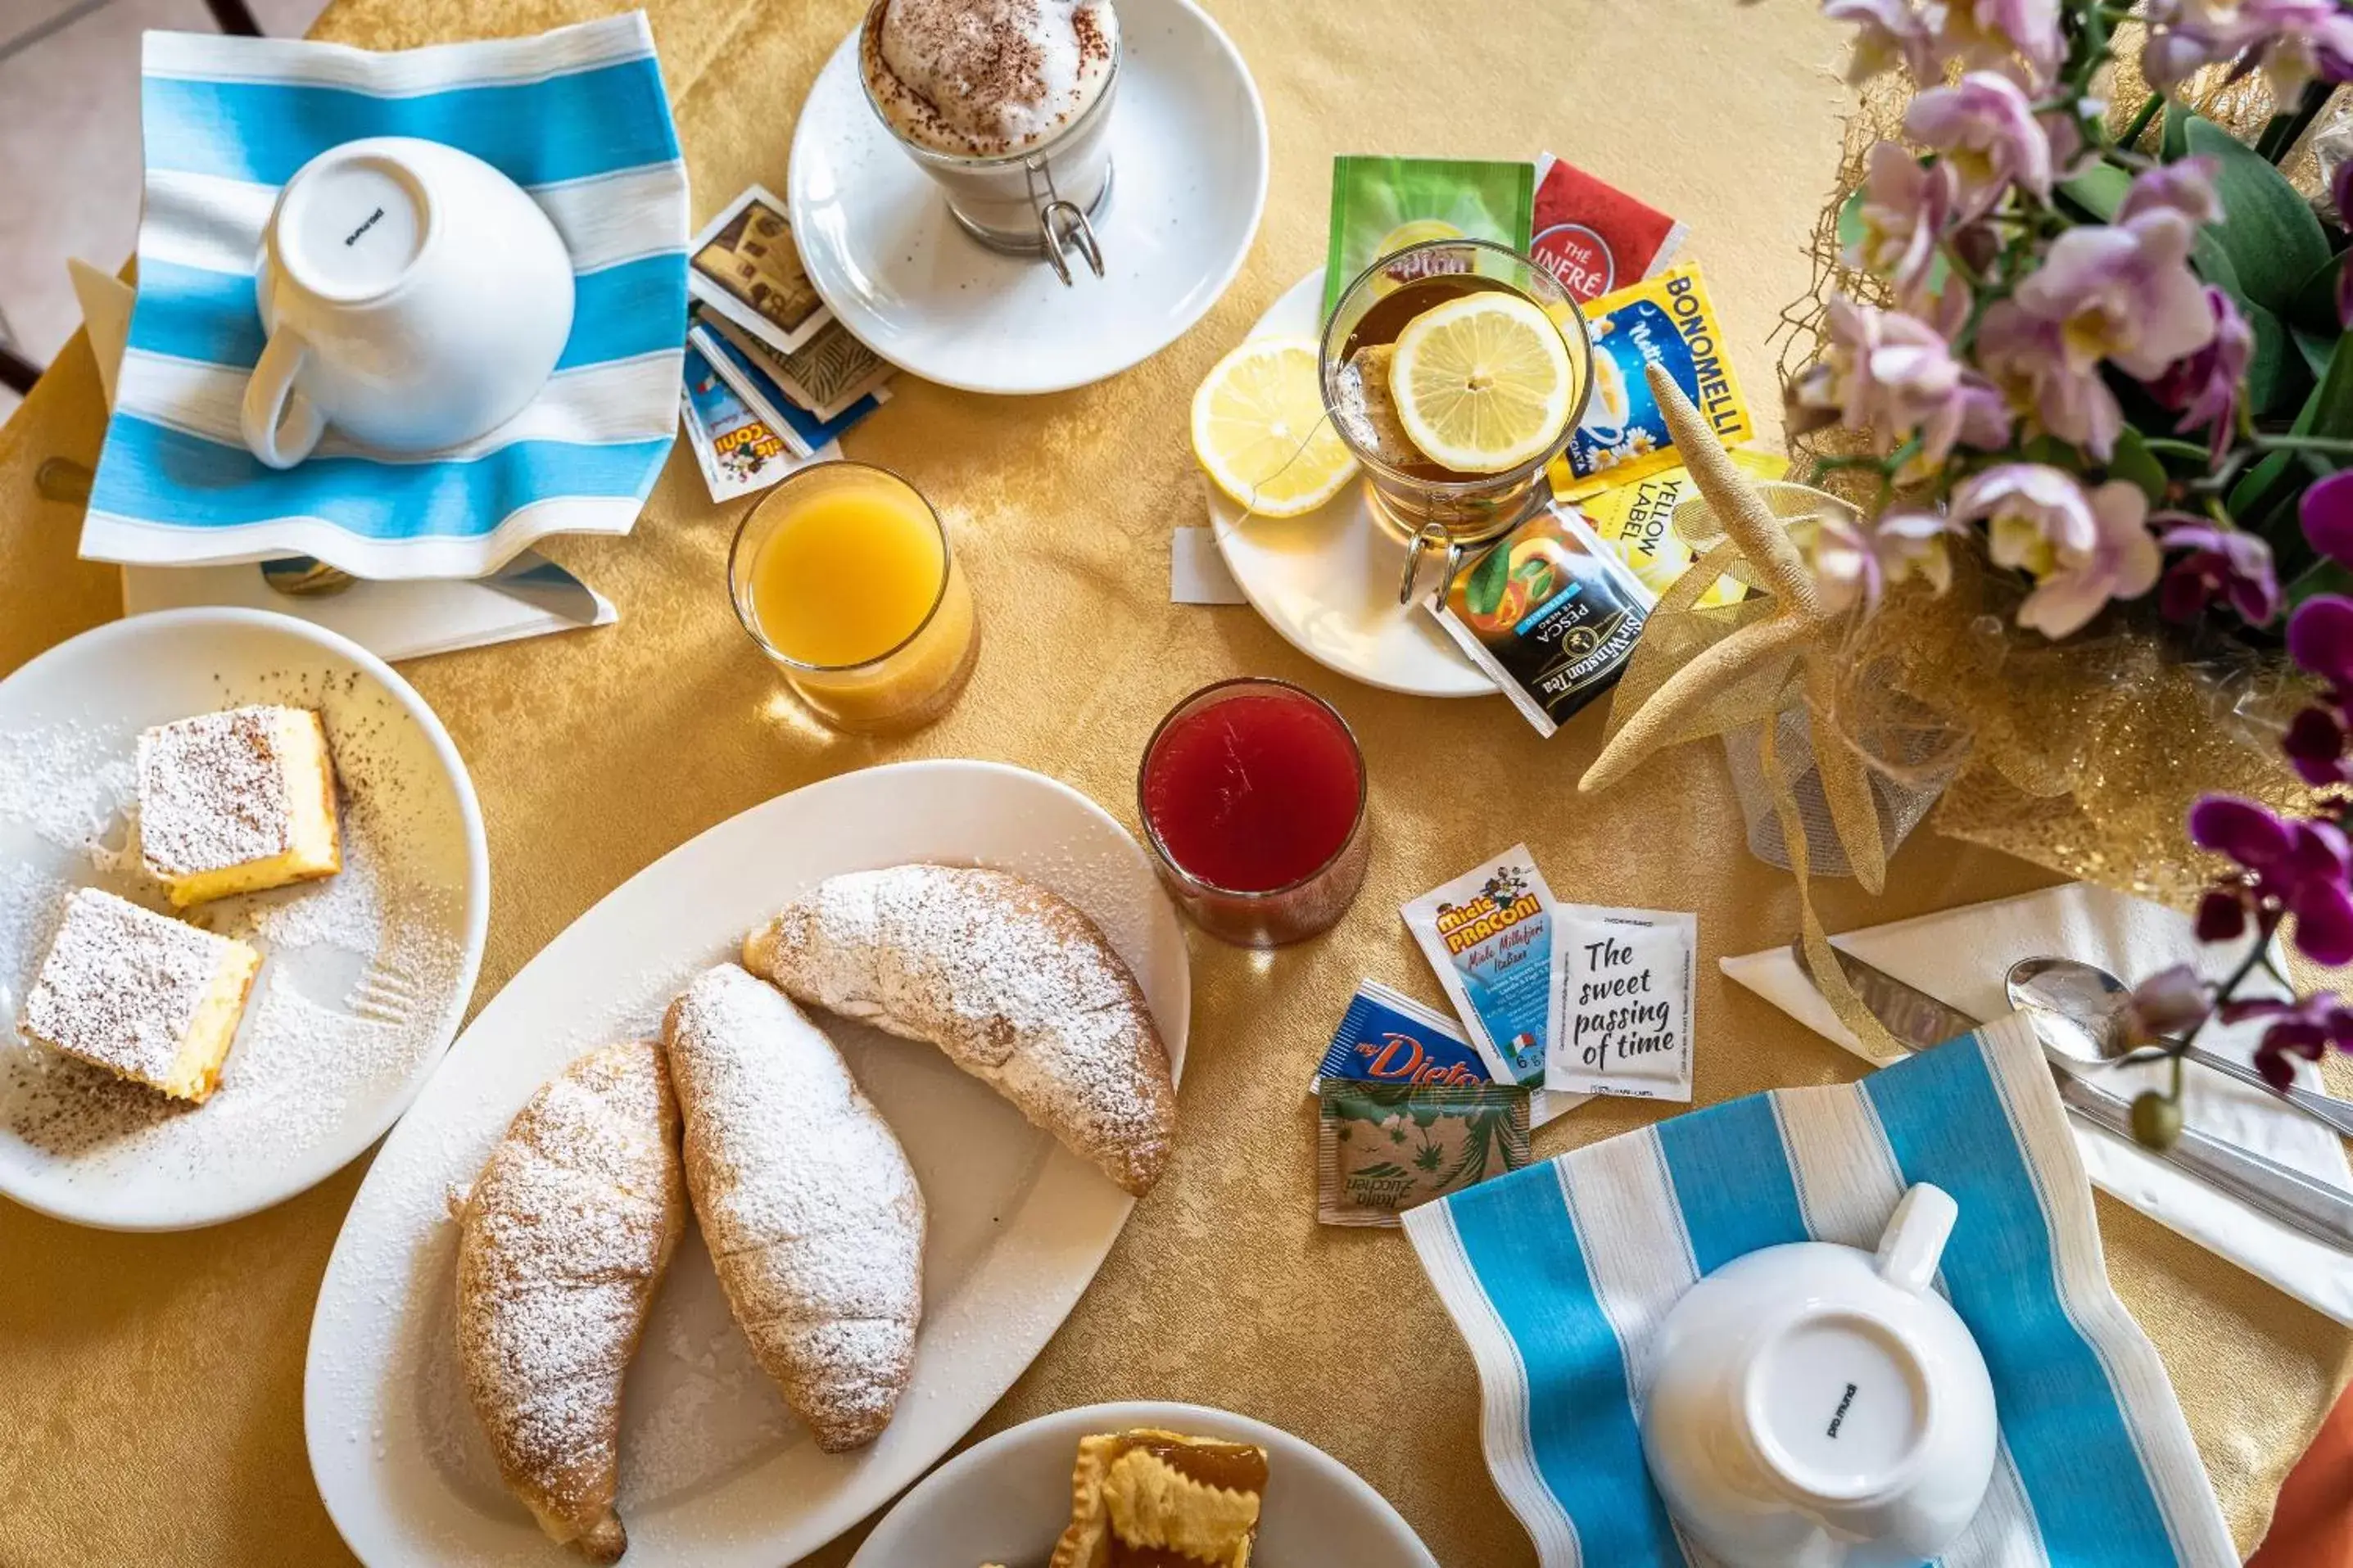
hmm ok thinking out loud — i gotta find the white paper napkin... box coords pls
[1722,882,2353,1324]
[74,264,614,662]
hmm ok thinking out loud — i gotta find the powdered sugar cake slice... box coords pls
[307,760,1188,1568]
[0,609,486,1231]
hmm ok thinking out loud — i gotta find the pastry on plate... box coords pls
[1050,1428,1270,1567]
[663,962,925,1451]
[456,1040,686,1563]
[743,864,1177,1197]
[138,703,341,908]
[19,885,260,1103]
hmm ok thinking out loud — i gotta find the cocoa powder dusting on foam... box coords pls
[867,0,1118,156]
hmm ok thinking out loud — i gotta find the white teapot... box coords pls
[1640,1184,1997,1568]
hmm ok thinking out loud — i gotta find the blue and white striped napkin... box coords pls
[84,15,689,581]
[1404,1016,2235,1567]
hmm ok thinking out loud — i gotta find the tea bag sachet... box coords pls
[1551,261,1754,499]
[1550,906,1697,1101]
[1529,151,1688,302]
[1575,446,1788,609]
[1427,503,1655,738]
[1322,156,1535,320]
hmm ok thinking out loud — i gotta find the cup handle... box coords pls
[242,326,325,469]
[1873,1182,1957,1296]
[1397,522,1449,605]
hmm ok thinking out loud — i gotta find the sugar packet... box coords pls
[1553,262,1755,499]
[690,321,889,459]
[1318,1080,1530,1227]
[1530,151,1689,302]
[1428,502,1655,738]
[1310,978,1496,1096]
[681,341,795,502]
[688,183,833,355]
[1577,447,1789,609]
[1550,906,1697,1102]
[1323,156,1535,320]
[1400,847,1597,1124]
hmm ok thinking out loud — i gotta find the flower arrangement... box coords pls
[1800,0,2353,1145]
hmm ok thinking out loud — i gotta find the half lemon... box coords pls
[1192,337,1359,517]
[1388,292,1574,475]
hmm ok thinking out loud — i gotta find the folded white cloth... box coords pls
[1722,883,2353,1324]
[75,263,614,662]
[83,16,686,581]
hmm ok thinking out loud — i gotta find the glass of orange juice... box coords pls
[728,461,980,733]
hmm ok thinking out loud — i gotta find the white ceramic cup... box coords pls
[1641,1184,1998,1568]
[241,137,575,469]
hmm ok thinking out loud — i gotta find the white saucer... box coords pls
[1206,268,1499,698]
[787,0,1267,395]
[848,1401,1438,1568]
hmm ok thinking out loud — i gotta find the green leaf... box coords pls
[1465,540,1512,617]
[2294,325,2338,380]
[2162,103,2195,163]
[2287,558,2353,611]
[2230,329,2353,531]
[2110,427,2170,504]
[2289,251,2346,337]
[2187,117,2334,314]
[2059,161,2133,222]
[1837,188,1866,255]
[2245,300,2311,420]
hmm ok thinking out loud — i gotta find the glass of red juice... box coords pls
[1136,677,1370,947]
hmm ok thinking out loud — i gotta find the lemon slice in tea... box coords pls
[1192,337,1359,517]
[1387,292,1574,475]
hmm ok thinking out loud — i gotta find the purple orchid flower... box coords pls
[2219,993,2353,1088]
[2155,519,2279,625]
[1936,0,2066,84]
[2288,594,2353,689]
[2012,182,2219,382]
[2148,287,2251,464]
[1953,467,2160,636]
[1794,299,2011,465]
[1849,142,1955,310]
[1975,301,2127,459]
[1824,0,1943,83]
[2123,962,2213,1040]
[2301,468,2353,567]
[2189,795,2353,967]
[2233,0,2353,103]
[1905,70,2055,215]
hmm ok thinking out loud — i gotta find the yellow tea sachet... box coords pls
[1577,447,1789,608]
[1552,262,1753,499]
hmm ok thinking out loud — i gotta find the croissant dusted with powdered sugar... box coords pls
[662,962,926,1451]
[455,1039,686,1563]
[741,863,1177,1197]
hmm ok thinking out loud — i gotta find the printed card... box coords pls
[1549,906,1695,1101]
[688,184,834,355]
[704,310,894,423]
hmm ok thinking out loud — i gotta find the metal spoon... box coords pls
[2006,956,2353,1139]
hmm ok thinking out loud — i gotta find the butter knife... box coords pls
[1792,942,2353,1252]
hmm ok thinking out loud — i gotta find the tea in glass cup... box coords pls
[1320,238,1593,600]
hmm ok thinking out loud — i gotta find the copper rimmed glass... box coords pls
[727,460,980,734]
[1134,676,1370,947]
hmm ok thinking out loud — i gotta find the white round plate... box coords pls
[305,761,1191,1567]
[0,608,487,1230]
[1208,268,1498,698]
[787,0,1267,394]
[850,1400,1439,1567]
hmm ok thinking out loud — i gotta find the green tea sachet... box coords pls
[1323,156,1536,320]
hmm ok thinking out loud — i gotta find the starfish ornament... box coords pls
[1577,363,1888,893]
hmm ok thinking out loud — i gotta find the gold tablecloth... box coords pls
[0,0,2345,1561]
